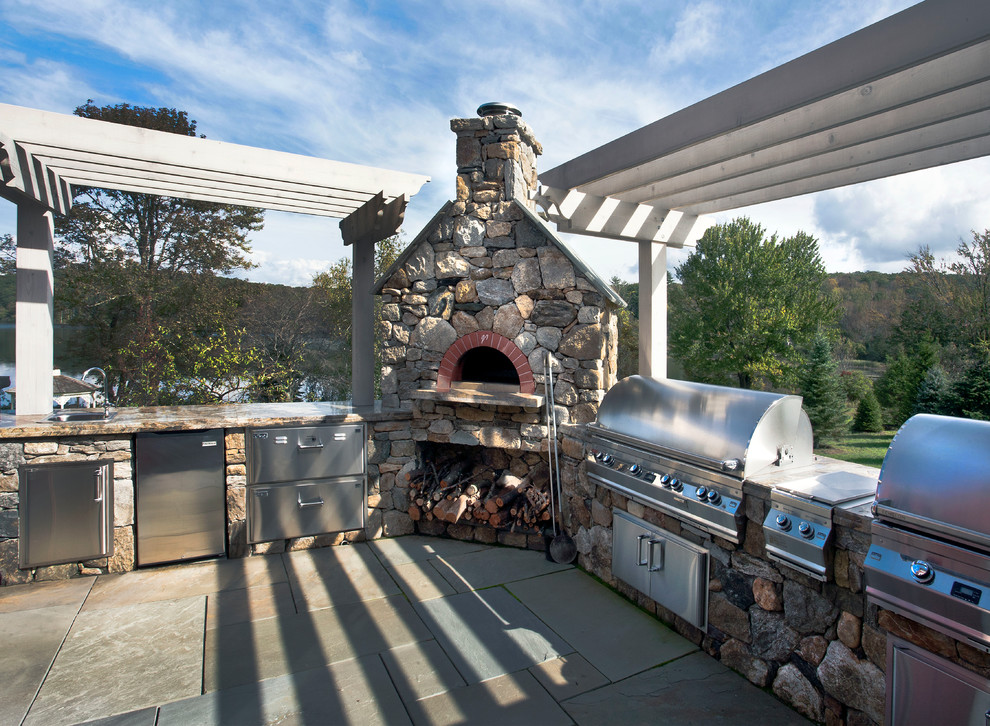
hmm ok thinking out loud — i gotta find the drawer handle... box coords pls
[297,493,324,508]
[297,441,325,450]
[648,538,665,572]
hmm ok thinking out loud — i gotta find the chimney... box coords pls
[451,103,542,212]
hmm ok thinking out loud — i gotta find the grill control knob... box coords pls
[696,486,708,500]
[593,450,603,460]
[601,454,614,466]
[910,560,935,584]
[775,514,792,531]
[706,489,722,505]
[797,521,814,539]
[659,474,671,487]
[629,464,641,475]
[670,478,683,492]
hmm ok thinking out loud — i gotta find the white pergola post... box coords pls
[351,240,375,407]
[638,240,667,378]
[15,201,55,415]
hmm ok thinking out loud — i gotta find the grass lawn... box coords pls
[815,429,896,469]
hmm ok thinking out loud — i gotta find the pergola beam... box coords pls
[0,103,430,414]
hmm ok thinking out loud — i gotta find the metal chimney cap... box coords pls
[477,102,521,118]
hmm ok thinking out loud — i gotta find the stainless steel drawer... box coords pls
[246,476,365,544]
[247,424,365,484]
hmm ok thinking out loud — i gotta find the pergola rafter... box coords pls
[536,0,990,379]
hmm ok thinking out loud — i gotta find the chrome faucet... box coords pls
[82,367,110,418]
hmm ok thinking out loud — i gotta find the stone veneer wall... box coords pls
[558,429,889,726]
[0,437,134,584]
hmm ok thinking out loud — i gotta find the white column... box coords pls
[351,240,375,407]
[15,201,55,415]
[638,240,668,378]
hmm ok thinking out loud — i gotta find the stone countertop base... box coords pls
[0,401,413,439]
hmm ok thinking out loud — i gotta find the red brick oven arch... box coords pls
[436,331,536,394]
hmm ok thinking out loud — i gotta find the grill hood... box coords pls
[874,414,990,551]
[587,376,813,480]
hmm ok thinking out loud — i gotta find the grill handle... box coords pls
[648,538,665,572]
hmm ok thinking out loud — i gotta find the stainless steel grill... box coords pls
[584,376,814,543]
[867,413,990,652]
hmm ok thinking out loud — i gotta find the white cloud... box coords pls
[650,1,723,69]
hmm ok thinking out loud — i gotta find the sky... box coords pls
[2,0,989,286]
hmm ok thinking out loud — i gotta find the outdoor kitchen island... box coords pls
[0,402,421,586]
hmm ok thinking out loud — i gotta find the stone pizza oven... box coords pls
[372,104,624,540]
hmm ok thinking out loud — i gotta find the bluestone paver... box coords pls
[507,568,698,681]
[0,575,92,614]
[406,670,573,726]
[562,650,812,724]
[414,586,571,684]
[529,653,610,702]
[386,559,458,602]
[25,596,205,726]
[205,580,296,630]
[381,639,468,703]
[431,546,573,593]
[0,604,78,726]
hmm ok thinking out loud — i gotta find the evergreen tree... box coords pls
[953,348,990,421]
[799,335,849,446]
[853,389,884,433]
[913,365,952,416]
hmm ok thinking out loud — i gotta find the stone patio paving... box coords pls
[1,536,812,725]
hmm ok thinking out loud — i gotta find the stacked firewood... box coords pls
[405,459,552,533]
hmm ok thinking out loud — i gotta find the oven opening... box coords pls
[457,348,520,387]
[436,331,536,395]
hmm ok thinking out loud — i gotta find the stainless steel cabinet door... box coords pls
[646,532,709,630]
[613,510,654,596]
[247,425,366,484]
[20,460,113,568]
[246,476,365,544]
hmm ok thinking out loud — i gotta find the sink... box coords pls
[43,411,118,423]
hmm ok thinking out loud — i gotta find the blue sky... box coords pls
[2,0,989,285]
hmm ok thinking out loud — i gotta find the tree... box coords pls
[53,100,266,404]
[953,345,990,421]
[852,389,884,433]
[907,230,990,349]
[875,337,940,427]
[913,364,952,416]
[799,335,849,446]
[670,217,839,389]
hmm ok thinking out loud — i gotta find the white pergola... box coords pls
[0,103,430,414]
[538,0,990,378]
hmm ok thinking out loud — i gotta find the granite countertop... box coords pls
[0,401,412,439]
